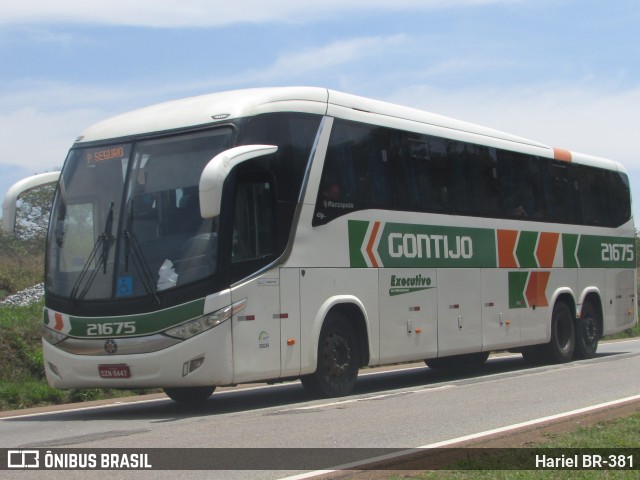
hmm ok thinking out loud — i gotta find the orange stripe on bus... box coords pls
[536,232,559,268]
[54,312,64,331]
[553,148,572,162]
[497,229,518,268]
[525,271,550,308]
[366,221,381,268]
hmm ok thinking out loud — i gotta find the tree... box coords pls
[14,184,56,252]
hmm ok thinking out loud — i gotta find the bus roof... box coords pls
[75,87,624,173]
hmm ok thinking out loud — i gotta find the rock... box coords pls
[0,283,44,307]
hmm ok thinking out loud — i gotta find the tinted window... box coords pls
[543,162,580,224]
[576,165,631,227]
[450,142,500,218]
[238,112,322,251]
[314,121,392,226]
[312,119,631,228]
[391,133,451,213]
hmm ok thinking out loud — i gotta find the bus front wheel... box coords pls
[163,386,216,403]
[301,312,360,398]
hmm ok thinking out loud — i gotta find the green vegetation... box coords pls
[0,186,154,410]
[404,411,640,479]
[0,299,154,410]
[0,232,43,299]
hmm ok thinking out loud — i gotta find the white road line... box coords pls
[279,393,640,480]
[277,385,455,412]
[0,397,167,420]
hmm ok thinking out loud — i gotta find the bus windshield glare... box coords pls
[46,128,233,301]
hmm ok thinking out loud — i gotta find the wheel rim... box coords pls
[583,315,598,344]
[323,332,352,379]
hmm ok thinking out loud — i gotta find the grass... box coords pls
[0,250,43,299]
[0,300,154,410]
[399,411,640,479]
[603,322,640,341]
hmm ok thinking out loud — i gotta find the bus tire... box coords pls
[425,352,489,369]
[574,301,600,359]
[542,301,575,363]
[301,311,359,398]
[163,386,216,403]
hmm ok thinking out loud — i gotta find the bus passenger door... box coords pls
[229,177,282,383]
[231,273,281,383]
[280,268,301,376]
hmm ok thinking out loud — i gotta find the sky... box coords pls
[1,0,640,222]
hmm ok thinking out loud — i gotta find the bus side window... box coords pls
[391,133,451,213]
[576,166,631,227]
[232,178,277,266]
[499,151,545,220]
[450,142,500,218]
[313,120,392,225]
[543,162,580,224]
[606,171,631,227]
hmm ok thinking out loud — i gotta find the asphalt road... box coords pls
[2,339,639,479]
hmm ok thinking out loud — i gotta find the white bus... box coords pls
[3,87,636,402]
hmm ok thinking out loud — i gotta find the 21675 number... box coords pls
[601,243,634,263]
[86,321,136,336]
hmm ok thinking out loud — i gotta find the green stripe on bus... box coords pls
[562,234,579,268]
[348,220,370,268]
[349,220,634,269]
[576,235,635,268]
[516,231,538,268]
[49,298,206,338]
[508,271,529,309]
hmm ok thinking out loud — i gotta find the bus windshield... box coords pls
[46,128,233,301]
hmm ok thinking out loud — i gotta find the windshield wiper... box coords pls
[101,203,114,273]
[67,202,115,305]
[123,229,160,305]
[122,200,161,305]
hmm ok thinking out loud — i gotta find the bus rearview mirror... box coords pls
[199,144,278,219]
[2,171,60,234]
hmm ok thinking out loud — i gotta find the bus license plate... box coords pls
[98,364,130,379]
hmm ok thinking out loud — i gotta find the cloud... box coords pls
[0,106,101,172]
[0,0,522,27]
[146,34,413,97]
[387,84,640,170]
[238,35,410,86]
[21,27,77,46]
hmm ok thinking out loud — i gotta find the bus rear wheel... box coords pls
[543,301,575,363]
[163,386,216,403]
[301,312,359,398]
[574,302,600,359]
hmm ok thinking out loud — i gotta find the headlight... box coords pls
[164,299,246,340]
[42,325,68,345]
